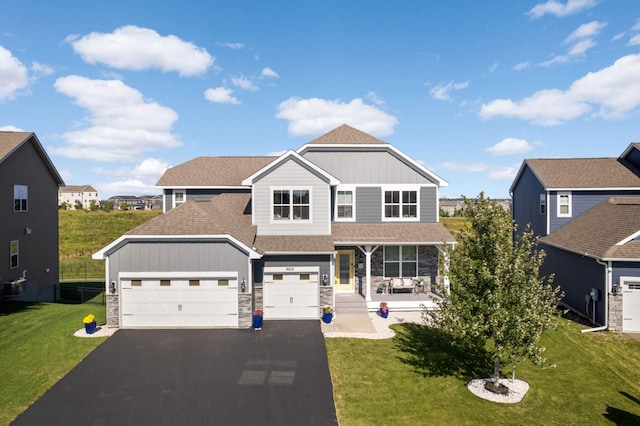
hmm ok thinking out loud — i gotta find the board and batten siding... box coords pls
[108,241,250,280]
[252,158,331,235]
[302,150,438,185]
[549,190,640,234]
[512,165,547,237]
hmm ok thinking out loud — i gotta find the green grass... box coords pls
[59,210,161,279]
[0,301,107,426]
[326,317,640,425]
[440,216,470,235]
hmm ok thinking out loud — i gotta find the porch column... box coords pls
[437,244,452,294]
[358,245,379,302]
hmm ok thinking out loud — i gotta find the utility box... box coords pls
[590,288,600,302]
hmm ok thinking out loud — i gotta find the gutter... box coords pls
[581,258,611,333]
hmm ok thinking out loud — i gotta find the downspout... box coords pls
[581,258,611,333]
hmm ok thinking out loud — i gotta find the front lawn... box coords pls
[0,302,107,425]
[326,317,640,425]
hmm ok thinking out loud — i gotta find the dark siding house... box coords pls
[511,143,640,332]
[94,125,456,329]
[0,132,64,301]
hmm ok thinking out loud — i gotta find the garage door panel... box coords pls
[121,277,238,328]
[264,272,319,319]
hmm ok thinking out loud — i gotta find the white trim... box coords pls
[545,190,550,235]
[242,150,340,186]
[157,185,249,190]
[119,271,238,280]
[264,266,319,274]
[547,187,640,191]
[92,234,262,260]
[615,229,640,246]
[557,192,572,217]
[334,185,356,222]
[262,251,335,255]
[334,240,455,246]
[381,185,420,222]
[270,186,313,223]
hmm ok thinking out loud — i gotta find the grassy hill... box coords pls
[59,210,162,280]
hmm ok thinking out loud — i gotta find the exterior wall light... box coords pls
[241,278,246,293]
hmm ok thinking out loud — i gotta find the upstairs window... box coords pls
[273,189,310,221]
[336,190,354,220]
[539,194,546,215]
[557,192,571,217]
[14,185,28,212]
[10,240,19,269]
[173,190,185,208]
[384,190,418,220]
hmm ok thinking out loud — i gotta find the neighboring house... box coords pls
[0,132,64,301]
[108,195,162,210]
[94,125,456,329]
[58,185,98,209]
[440,198,510,216]
[510,143,640,332]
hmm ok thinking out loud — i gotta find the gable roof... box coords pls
[332,223,456,245]
[60,185,97,193]
[157,156,277,187]
[242,150,340,186]
[510,157,640,192]
[540,197,640,260]
[306,124,388,145]
[0,131,64,185]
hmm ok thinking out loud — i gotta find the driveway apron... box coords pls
[12,321,338,426]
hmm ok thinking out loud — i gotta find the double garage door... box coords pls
[120,273,238,328]
[263,268,319,319]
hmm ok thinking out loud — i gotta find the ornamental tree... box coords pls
[431,193,563,389]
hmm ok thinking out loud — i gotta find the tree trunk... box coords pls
[493,359,500,385]
[511,362,516,382]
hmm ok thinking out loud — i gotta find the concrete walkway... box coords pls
[321,311,426,339]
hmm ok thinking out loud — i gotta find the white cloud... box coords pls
[486,138,534,156]
[632,19,640,32]
[30,62,54,77]
[93,158,169,198]
[540,21,606,67]
[204,87,240,104]
[429,80,469,101]
[260,67,279,78]
[565,21,606,42]
[0,45,28,101]
[513,61,531,71]
[68,25,214,77]
[440,161,488,173]
[489,63,498,73]
[527,0,598,19]
[487,165,520,181]
[366,91,385,105]
[216,42,245,50]
[440,161,519,181]
[275,97,398,137]
[0,125,25,131]
[628,34,640,46]
[567,38,596,56]
[539,55,570,67]
[612,32,625,42]
[480,54,640,125]
[53,75,180,161]
[231,75,258,91]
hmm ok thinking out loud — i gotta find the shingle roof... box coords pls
[60,185,97,193]
[332,223,456,244]
[156,156,277,187]
[525,158,640,189]
[540,197,640,259]
[306,124,388,145]
[0,131,34,163]
[254,235,335,253]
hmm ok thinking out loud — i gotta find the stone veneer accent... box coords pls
[106,294,119,328]
[608,292,622,332]
[238,293,252,328]
[320,285,333,316]
[254,285,263,312]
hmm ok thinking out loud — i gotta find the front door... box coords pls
[335,250,354,291]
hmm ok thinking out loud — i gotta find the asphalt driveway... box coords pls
[12,321,337,426]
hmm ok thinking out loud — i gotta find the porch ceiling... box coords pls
[332,223,455,245]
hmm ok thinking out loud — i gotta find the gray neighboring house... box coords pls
[510,143,640,332]
[94,125,456,329]
[1,132,64,301]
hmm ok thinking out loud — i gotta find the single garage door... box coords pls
[264,268,319,319]
[623,280,640,332]
[120,273,238,328]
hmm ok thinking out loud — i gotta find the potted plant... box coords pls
[322,305,334,324]
[252,309,263,329]
[83,314,97,334]
[379,302,389,318]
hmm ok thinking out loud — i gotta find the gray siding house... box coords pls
[0,132,64,301]
[94,125,456,329]
[511,143,640,332]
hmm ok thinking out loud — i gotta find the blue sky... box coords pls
[1,0,639,199]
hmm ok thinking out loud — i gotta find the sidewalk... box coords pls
[321,311,425,339]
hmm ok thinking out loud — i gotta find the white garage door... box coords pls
[623,280,640,332]
[120,274,238,328]
[264,268,319,319]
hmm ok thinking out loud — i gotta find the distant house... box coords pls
[59,185,98,209]
[108,195,162,210]
[511,143,640,332]
[0,132,64,301]
[94,125,456,329]
[440,198,509,216]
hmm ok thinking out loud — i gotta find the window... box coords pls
[189,280,200,286]
[173,190,185,208]
[384,190,417,219]
[14,185,28,212]
[273,274,283,281]
[384,246,417,277]
[131,280,142,287]
[160,280,171,286]
[539,194,546,215]
[10,240,18,269]
[300,274,310,280]
[218,279,229,287]
[273,189,310,220]
[557,192,571,217]
[336,190,354,220]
